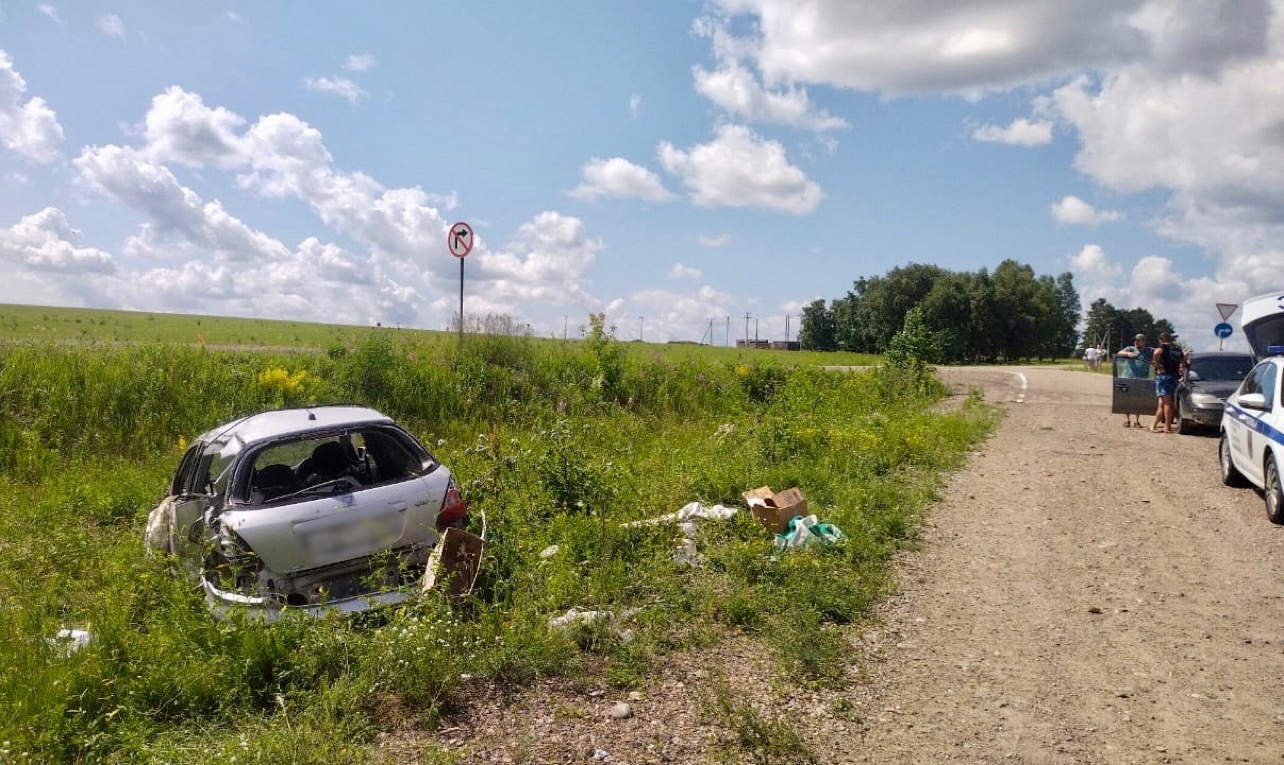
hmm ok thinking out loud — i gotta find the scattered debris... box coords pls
[422,512,487,601]
[742,486,809,534]
[539,544,561,559]
[624,501,738,567]
[773,514,846,554]
[610,702,633,720]
[547,606,642,638]
[49,628,91,657]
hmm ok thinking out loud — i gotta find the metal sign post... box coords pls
[448,221,474,346]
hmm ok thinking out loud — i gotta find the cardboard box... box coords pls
[742,485,808,535]
[422,527,485,600]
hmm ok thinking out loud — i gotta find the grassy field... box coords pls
[0,303,878,367]
[0,306,993,764]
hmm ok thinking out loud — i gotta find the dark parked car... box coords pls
[145,405,469,620]
[1177,351,1254,433]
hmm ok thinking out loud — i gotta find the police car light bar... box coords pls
[1269,345,1284,356]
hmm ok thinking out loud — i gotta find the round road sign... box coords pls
[448,221,474,258]
[1214,321,1233,339]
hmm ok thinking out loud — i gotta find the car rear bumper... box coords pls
[202,576,413,622]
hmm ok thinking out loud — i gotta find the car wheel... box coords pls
[1220,432,1248,488]
[1266,454,1284,525]
[1177,399,1194,435]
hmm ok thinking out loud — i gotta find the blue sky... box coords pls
[1,1,1280,349]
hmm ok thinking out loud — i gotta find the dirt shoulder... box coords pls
[390,366,1284,764]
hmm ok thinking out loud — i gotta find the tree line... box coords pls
[799,260,1179,363]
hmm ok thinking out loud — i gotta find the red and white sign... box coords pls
[1216,302,1239,321]
[448,222,474,258]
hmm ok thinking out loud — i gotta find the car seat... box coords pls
[298,441,350,483]
[252,463,300,501]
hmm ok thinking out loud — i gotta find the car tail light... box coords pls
[436,480,469,530]
[215,527,263,570]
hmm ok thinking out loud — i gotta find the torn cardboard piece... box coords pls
[422,518,486,600]
[742,485,809,534]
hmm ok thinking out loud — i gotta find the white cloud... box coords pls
[344,53,376,72]
[142,87,246,168]
[1069,244,1122,282]
[1051,196,1123,225]
[623,284,736,343]
[0,208,115,273]
[567,157,675,202]
[0,51,64,163]
[74,145,291,263]
[707,1,1267,95]
[226,11,242,22]
[669,263,702,280]
[693,18,847,131]
[629,94,642,116]
[971,117,1054,146]
[698,233,732,247]
[98,13,125,39]
[38,5,62,24]
[470,212,604,312]
[659,124,823,214]
[302,76,367,103]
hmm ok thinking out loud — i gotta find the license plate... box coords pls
[300,513,403,560]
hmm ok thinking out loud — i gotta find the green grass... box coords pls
[0,307,995,764]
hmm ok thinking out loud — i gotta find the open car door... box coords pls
[1112,354,1155,416]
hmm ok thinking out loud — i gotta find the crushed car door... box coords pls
[1112,354,1155,415]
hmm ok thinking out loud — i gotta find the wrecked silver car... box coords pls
[145,405,469,620]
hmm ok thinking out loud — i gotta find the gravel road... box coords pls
[836,366,1284,764]
[400,366,1284,764]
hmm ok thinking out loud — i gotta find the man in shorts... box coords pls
[1150,332,1186,433]
[1115,334,1153,428]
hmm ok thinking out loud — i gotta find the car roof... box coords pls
[196,405,394,447]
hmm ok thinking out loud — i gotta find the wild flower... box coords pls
[257,367,309,399]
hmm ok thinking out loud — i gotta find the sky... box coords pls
[0,1,1281,351]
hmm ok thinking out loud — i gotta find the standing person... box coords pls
[1150,332,1185,433]
[1116,334,1153,428]
[1084,345,1099,371]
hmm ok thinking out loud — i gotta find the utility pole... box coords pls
[785,315,790,343]
[563,315,568,340]
[725,316,730,347]
[754,318,759,342]
[744,312,751,348]
[638,316,645,342]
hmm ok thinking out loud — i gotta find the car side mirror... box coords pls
[1185,370,1200,381]
[1239,392,1269,411]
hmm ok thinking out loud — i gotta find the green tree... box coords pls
[798,299,837,351]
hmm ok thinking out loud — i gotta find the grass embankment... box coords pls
[0,321,994,764]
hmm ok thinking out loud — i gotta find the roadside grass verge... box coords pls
[0,330,994,763]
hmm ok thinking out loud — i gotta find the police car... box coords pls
[1218,291,1284,523]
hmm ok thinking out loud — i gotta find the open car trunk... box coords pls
[1243,291,1284,360]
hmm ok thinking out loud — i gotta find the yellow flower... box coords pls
[258,368,309,397]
